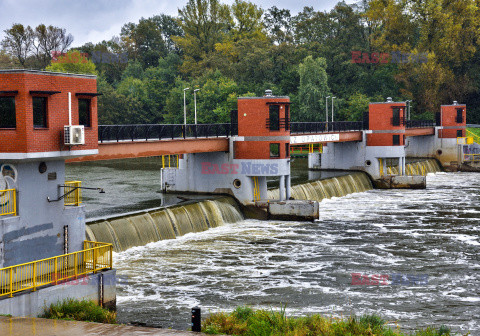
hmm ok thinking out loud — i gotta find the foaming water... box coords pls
[87,197,243,252]
[115,172,480,333]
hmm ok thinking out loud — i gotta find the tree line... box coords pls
[2,0,480,124]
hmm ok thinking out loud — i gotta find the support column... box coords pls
[285,175,291,200]
[279,175,285,201]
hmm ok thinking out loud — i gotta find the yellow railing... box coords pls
[64,181,81,206]
[291,144,323,155]
[253,176,260,202]
[0,241,112,298]
[0,189,16,217]
[464,154,480,162]
[457,137,474,145]
[162,155,179,168]
[466,129,480,144]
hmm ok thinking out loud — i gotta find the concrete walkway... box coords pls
[0,316,208,336]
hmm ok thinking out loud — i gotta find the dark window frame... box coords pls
[78,98,92,127]
[285,143,290,157]
[456,108,463,124]
[32,96,48,128]
[457,130,463,138]
[392,108,401,126]
[269,105,280,131]
[393,134,400,146]
[0,96,17,129]
[270,143,280,158]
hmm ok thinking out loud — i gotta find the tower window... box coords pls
[269,105,280,131]
[0,97,16,128]
[270,143,280,157]
[79,99,91,127]
[393,134,400,145]
[33,97,48,128]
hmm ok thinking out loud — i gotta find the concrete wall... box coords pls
[161,151,290,204]
[0,160,86,268]
[0,269,116,317]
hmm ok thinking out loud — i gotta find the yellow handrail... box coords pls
[0,188,16,217]
[463,153,480,162]
[64,181,81,206]
[466,129,480,144]
[162,155,179,168]
[0,241,112,298]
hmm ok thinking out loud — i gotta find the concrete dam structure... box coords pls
[0,69,477,320]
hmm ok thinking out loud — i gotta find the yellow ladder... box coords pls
[253,177,260,202]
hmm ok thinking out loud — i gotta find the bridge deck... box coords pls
[69,124,437,162]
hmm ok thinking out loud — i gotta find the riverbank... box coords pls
[202,307,462,335]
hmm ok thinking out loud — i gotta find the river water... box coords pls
[67,159,480,334]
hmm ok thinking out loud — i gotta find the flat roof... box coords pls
[0,69,96,79]
[238,96,290,99]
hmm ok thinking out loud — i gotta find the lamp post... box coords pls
[406,100,411,120]
[331,96,336,124]
[325,96,331,122]
[326,96,330,131]
[194,89,200,125]
[183,87,190,125]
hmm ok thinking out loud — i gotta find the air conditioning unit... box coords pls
[64,125,85,145]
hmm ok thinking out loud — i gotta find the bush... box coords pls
[41,299,116,324]
[202,307,463,336]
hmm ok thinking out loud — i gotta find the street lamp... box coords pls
[325,96,330,123]
[406,100,412,120]
[183,87,190,125]
[194,89,200,125]
[331,96,336,123]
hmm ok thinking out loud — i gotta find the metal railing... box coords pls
[0,241,112,298]
[0,189,16,217]
[98,123,236,142]
[290,121,364,134]
[63,181,81,206]
[291,144,323,155]
[162,155,179,168]
[406,120,436,128]
[464,154,480,162]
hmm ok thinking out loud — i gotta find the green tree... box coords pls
[45,51,97,75]
[297,56,330,122]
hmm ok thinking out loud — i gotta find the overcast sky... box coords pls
[0,0,356,47]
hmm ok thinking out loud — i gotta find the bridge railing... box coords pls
[405,120,436,128]
[290,121,364,134]
[98,123,236,142]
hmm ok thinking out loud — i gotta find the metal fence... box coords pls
[98,124,236,142]
[0,241,112,298]
[0,189,16,217]
[63,181,81,206]
[406,120,436,128]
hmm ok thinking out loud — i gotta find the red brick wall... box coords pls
[367,102,406,146]
[236,97,290,159]
[0,71,98,154]
[439,105,466,139]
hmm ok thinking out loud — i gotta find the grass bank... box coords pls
[41,299,116,324]
[202,306,465,336]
